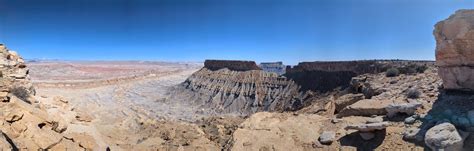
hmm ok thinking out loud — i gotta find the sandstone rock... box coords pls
[0,92,9,102]
[30,128,63,150]
[0,44,86,150]
[435,9,474,91]
[49,139,83,151]
[345,122,389,132]
[64,133,98,150]
[0,132,13,150]
[8,73,26,79]
[50,119,68,133]
[349,76,385,99]
[425,122,464,151]
[318,131,336,145]
[231,112,326,151]
[385,102,422,118]
[335,93,364,112]
[337,99,392,117]
[75,112,93,122]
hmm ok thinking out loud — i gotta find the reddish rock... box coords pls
[435,9,474,91]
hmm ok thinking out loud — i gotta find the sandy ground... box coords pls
[29,61,204,120]
[28,61,217,149]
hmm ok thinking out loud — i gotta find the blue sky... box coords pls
[0,0,472,65]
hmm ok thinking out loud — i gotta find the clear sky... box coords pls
[0,0,472,65]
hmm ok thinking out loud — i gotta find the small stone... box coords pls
[331,118,341,123]
[53,96,68,104]
[411,114,420,119]
[404,117,416,124]
[359,132,375,140]
[403,127,423,142]
[318,131,336,145]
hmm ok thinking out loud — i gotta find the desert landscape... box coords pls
[0,3,473,151]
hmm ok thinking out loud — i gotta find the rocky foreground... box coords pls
[0,9,472,151]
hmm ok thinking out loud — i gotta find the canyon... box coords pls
[0,9,472,151]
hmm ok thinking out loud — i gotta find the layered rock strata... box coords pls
[169,67,302,115]
[285,60,433,92]
[204,60,261,71]
[435,9,474,91]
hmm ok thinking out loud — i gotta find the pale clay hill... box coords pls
[0,9,472,150]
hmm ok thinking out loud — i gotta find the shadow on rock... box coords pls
[340,129,386,150]
[411,90,474,150]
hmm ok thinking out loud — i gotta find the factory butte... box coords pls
[0,9,473,151]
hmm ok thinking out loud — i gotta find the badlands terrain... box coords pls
[0,9,472,151]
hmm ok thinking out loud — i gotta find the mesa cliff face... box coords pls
[169,62,302,115]
[204,60,261,71]
[171,59,434,115]
[286,60,433,92]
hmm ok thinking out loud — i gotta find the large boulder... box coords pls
[435,9,474,91]
[425,122,464,151]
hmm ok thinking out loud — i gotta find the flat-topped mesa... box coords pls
[204,60,262,71]
[169,67,302,115]
[435,9,474,91]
